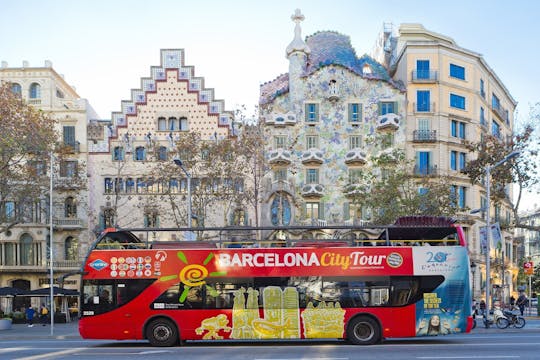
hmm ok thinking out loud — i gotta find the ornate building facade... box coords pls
[0,61,95,309]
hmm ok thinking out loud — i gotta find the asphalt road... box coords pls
[1,319,540,360]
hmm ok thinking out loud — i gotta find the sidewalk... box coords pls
[0,321,81,340]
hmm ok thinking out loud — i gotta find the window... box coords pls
[491,121,501,138]
[450,151,457,171]
[416,151,431,175]
[29,160,46,176]
[60,161,78,177]
[305,103,319,123]
[135,146,146,161]
[144,212,159,228]
[63,126,76,147]
[102,208,115,228]
[29,83,41,98]
[348,169,362,183]
[451,120,466,139]
[104,178,113,194]
[306,169,319,184]
[11,83,21,95]
[451,186,466,208]
[232,209,248,226]
[480,107,486,125]
[450,64,465,80]
[158,117,167,131]
[168,117,179,131]
[459,152,466,170]
[274,169,287,181]
[306,135,318,149]
[4,201,15,219]
[137,178,147,193]
[180,117,188,131]
[480,79,485,98]
[20,234,34,265]
[126,178,135,193]
[64,197,77,218]
[450,94,466,110]
[65,236,78,261]
[379,101,396,115]
[271,194,291,226]
[113,146,124,161]
[348,103,362,123]
[115,178,124,193]
[492,94,500,110]
[416,90,430,112]
[274,136,286,149]
[157,146,168,161]
[416,60,430,79]
[349,135,362,150]
[305,202,321,220]
[450,151,466,171]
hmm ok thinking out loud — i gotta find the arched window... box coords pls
[113,146,124,161]
[168,117,179,131]
[157,146,168,161]
[64,197,77,218]
[64,236,78,261]
[135,146,145,161]
[270,193,291,226]
[29,83,41,98]
[20,233,34,265]
[158,117,167,131]
[179,117,188,131]
[10,83,22,95]
[102,208,115,228]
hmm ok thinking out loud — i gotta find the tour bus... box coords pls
[79,216,473,346]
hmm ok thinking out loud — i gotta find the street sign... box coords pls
[524,261,534,275]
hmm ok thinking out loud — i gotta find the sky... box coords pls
[1,0,539,210]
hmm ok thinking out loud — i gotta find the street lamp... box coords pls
[484,150,520,311]
[48,151,54,335]
[173,159,192,233]
[471,261,477,298]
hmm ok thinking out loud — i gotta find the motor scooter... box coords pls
[481,305,507,328]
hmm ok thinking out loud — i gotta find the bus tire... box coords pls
[146,318,179,347]
[346,316,381,345]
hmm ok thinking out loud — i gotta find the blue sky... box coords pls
[1,0,539,209]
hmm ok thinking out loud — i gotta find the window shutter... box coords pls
[302,203,307,219]
[343,202,350,221]
[359,104,363,120]
[305,104,309,122]
[348,104,353,121]
[63,126,75,146]
[318,202,325,220]
[393,101,398,114]
[378,102,382,115]
[315,104,319,121]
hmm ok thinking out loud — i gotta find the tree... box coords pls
[0,82,58,234]
[464,104,540,231]
[347,145,461,225]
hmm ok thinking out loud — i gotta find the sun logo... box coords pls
[159,251,226,303]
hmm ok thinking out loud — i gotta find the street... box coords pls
[1,320,540,360]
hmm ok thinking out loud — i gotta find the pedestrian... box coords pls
[516,292,527,316]
[39,303,49,326]
[510,296,515,307]
[26,306,36,327]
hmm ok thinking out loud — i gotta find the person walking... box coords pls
[39,303,49,326]
[516,292,528,316]
[26,306,36,327]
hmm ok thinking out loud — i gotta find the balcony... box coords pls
[343,183,365,197]
[413,102,436,114]
[344,149,367,165]
[491,104,509,123]
[376,113,400,131]
[411,70,438,83]
[301,183,324,198]
[265,178,295,195]
[301,148,324,165]
[63,141,80,153]
[268,148,292,165]
[265,113,297,126]
[413,165,438,177]
[413,130,437,142]
[53,217,84,229]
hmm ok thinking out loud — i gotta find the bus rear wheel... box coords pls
[146,318,179,347]
[347,316,381,345]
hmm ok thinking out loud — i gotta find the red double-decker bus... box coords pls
[79,217,473,346]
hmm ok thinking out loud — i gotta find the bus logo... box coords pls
[89,259,109,271]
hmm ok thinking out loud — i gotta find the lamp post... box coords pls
[484,150,520,312]
[173,159,192,234]
[48,151,54,335]
[471,261,477,298]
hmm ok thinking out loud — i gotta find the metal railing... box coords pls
[413,130,437,142]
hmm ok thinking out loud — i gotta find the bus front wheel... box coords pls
[347,316,381,345]
[146,318,179,347]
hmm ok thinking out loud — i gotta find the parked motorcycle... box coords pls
[501,307,526,329]
[480,306,507,328]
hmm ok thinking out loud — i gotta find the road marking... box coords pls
[0,347,27,353]
[418,357,519,359]
[255,358,349,360]
[14,347,85,360]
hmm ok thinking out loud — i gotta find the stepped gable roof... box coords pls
[260,73,289,105]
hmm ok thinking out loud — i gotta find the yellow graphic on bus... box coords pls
[197,286,345,340]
